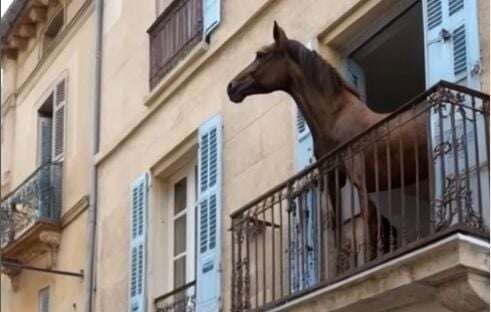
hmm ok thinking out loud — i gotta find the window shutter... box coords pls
[203,0,220,36]
[39,116,53,164]
[129,174,148,312]
[423,0,480,89]
[39,287,50,312]
[53,79,66,160]
[196,114,222,312]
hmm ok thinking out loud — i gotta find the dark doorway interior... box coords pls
[350,1,425,113]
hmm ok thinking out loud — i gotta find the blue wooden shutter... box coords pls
[203,0,220,36]
[53,79,66,160]
[423,0,480,89]
[196,115,223,312]
[129,174,148,312]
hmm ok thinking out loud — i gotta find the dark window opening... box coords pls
[350,1,425,113]
[43,9,64,54]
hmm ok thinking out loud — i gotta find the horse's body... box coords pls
[228,22,428,258]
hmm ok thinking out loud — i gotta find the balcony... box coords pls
[0,162,63,266]
[147,0,203,89]
[155,281,196,312]
[230,81,489,311]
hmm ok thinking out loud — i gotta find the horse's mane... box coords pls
[285,40,360,98]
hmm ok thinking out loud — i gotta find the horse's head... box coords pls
[227,22,294,103]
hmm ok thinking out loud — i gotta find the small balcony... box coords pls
[155,281,196,312]
[0,162,63,265]
[230,81,489,311]
[147,0,203,89]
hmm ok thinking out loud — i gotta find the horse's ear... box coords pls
[273,21,288,47]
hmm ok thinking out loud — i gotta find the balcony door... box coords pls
[167,162,197,304]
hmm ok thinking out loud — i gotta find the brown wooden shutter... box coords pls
[53,79,66,160]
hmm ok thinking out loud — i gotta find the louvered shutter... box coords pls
[423,0,480,89]
[53,79,66,160]
[196,115,222,312]
[203,0,220,36]
[425,0,487,229]
[39,287,50,312]
[39,117,53,164]
[129,174,148,312]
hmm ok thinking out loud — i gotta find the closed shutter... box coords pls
[423,0,480,89]
[196,114,222,312]
[53,79,66,160]
[39,287,50,312]
[129,174,148,312]
[203,0,220,36]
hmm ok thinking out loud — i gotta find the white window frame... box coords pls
[167,161,197,290]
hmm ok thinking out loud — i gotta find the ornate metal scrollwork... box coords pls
[0,162,62,247]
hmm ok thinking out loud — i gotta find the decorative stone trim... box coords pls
[438,272,489,312]
[39,230,61,268]
[61,195,89,228]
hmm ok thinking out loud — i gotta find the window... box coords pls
[37,79,66,164]
[147,0,221,88]
[42,9,64,55]
[38,286,50,312]
[148,0,203,88]
[167,164,197,292]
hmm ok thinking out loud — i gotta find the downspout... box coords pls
[85,0,103,311]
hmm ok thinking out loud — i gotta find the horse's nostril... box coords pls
[227,82,234,93]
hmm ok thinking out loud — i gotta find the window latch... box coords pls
[427,28,452,45]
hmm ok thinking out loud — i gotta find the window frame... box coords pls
[166,161,197,291]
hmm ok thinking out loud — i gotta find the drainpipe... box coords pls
[85,0,103,311]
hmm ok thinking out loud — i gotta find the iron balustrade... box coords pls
[154,281,196,312]
[147,0,203,89]
[0,162,63,247]
[230,81,490,311]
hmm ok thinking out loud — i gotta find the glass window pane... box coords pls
[174,256,186,288]
[174,178,187,214]
[174,215,186,256]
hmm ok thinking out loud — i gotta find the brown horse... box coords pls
[227,22,428,259]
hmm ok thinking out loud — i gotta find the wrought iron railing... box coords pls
[154,281,196,312]
[147,0,203,88]
[0,162,63,247]
[230,81,490,311]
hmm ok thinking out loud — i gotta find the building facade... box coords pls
[1,0,489,312]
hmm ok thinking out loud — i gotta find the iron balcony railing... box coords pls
[154,281,196,312]
[230,81,490,311]
[0,162,63,247]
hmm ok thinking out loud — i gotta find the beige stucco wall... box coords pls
[0,1,94,312]
[94,0,490,311]
[1,0,489,311]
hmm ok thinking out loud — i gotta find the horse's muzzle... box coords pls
[227,80,246,103]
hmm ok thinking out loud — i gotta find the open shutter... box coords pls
[196,115,222,312]
[129,174,148,312]
[423,0,480,89]
[203,0,220,36]
[53,79,66,160]
[39,116,53,164]
[424,0,488,230]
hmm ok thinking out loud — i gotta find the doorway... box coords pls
[349,1,426,113]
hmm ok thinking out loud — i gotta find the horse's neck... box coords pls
[289,83,382,157]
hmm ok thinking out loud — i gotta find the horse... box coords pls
[227,22,428,261]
